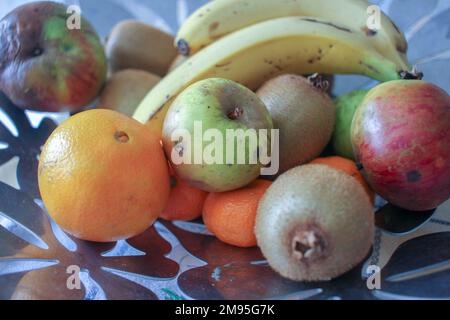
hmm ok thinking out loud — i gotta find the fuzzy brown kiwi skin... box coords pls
[256,74,335,175]
[255,164,374,282]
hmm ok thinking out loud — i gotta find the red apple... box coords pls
[352,80,450,211]
[0,1,107,112]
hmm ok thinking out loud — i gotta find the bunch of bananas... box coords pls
[133,0,412,133]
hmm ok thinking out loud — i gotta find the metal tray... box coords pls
[1,0,449,300]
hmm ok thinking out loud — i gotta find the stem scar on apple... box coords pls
[114,131,129,143]
[227,106,244,120]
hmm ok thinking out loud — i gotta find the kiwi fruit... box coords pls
[105,20,178,76]
[99,69,160,116]
[256,74,335,175]
[255,164,374,281]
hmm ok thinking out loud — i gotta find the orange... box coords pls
[160,165,208,221]
[203,179,272,248]
[310,156,375,203]
[38,109,170,242]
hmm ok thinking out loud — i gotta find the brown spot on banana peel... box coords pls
[300,18,353,33]
[209,22,219,33]
[209,33,224,41]
[274,65,283,71]
[396,43,407,54]
[215,61,232,68]
[308,56,322,64]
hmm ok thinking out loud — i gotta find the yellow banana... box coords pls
[176,0,409,70]
[134,16,404,129]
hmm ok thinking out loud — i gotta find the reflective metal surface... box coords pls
[1,0,450,300]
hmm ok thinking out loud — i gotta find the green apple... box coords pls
[332,89,369,160]
[162,78,273,192]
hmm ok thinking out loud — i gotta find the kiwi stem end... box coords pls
[291,225,327,263]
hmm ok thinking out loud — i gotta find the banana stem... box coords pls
[400,67,424,80]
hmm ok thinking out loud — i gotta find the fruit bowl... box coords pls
[1,0,450,300]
